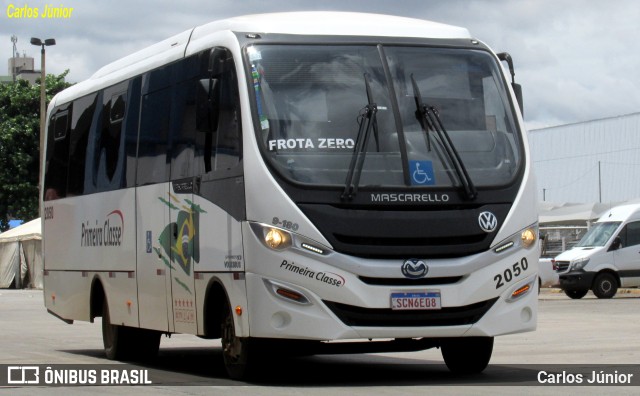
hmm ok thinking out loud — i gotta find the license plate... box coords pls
[391,291,441,310]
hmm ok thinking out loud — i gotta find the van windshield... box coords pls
[576,222,621,247]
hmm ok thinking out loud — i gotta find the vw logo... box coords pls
[401,259,428,279]
[478,211,498,233]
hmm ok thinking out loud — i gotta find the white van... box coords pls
[555,203,640,299]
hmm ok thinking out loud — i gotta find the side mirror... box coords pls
[511,82,523,115]
[195,78,219,133]
[497,52,524,115]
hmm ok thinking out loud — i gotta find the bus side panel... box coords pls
[195,273,249,337]
[169,186,197,335]
[43,190,138,323]
[43,190,136,272]
[191,191,246,336]
[44,270,92,321]
[136,184,172,332]
[101,273,141,327]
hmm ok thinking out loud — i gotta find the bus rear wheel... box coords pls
[102,299,161,361]
[441,337,493,374]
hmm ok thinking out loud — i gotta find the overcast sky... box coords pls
[2,0,640,130]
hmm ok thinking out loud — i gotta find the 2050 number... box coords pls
[494,258,529,289]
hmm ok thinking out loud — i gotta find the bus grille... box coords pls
[358,276,462,286]
[299,203,511,259]
[323,298,497,327]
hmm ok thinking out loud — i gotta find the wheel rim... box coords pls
[600,279,612,294]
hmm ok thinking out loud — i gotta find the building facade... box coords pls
[529,112,640,203]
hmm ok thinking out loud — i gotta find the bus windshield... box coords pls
[576,222,621,247]
[247,44,521,189]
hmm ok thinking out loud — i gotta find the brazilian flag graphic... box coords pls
[158,197,207,277]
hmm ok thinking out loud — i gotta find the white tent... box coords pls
[0,218,42,289]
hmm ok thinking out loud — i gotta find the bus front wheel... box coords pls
[441,337,493,374]
[221,301,256,380]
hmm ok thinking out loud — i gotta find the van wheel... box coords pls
[592,273,618,299]
[564,289,588,299]
[441,337,493,374]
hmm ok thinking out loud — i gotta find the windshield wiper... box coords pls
[341,73,379,201]
[410,74,477,200]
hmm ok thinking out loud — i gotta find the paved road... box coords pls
[1,288,639,395]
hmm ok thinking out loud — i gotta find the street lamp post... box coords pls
[30,37,55,212]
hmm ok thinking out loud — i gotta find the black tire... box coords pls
[592,273,618,299]
[102,299,161,361]
[441,337,493,374]
[128,328,161,361]
[102,298,126,360]
[221,300,256,380]
[564,289,588,299]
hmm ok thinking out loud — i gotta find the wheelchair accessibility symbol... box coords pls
[409,160,435,185]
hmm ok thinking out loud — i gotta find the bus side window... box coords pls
[170,54,202,181]
[137,88,171,185]
[67,93,97,196]
[44,109,70,201]
[199,48,242,177]
[213,56,241,172]
[96,83,128,190]
[83,81,130,194]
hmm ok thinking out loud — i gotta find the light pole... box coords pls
[30,37,55,211]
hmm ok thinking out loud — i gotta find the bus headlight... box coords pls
[494,223,538,254]
[265,228,291,249]
[521,228,537,248]
[249,223,294,251]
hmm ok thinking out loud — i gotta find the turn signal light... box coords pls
[511,284,531,299]
[276,288,304,302]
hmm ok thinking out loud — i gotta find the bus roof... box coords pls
[51,12,471,108]
[191,12,470,40]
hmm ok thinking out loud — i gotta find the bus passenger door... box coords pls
[167,179,199,334]
[135,87,173,332]
[136,183,172,332]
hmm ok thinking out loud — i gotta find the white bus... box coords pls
[42,12,538,379]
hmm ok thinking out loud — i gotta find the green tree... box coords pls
[0,71,72,231]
